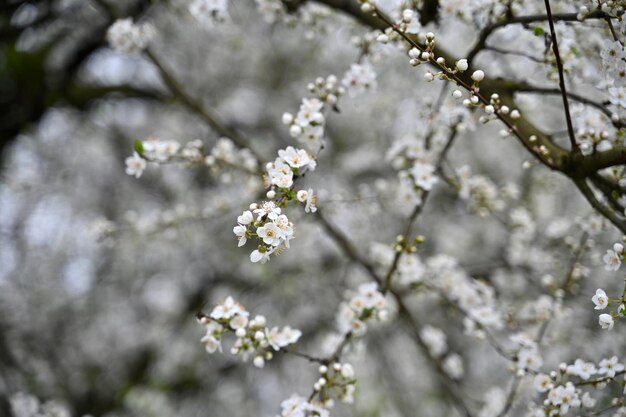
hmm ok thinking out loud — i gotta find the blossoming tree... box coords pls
[1,0,626,417]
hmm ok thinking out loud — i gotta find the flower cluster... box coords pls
[533,357,625,415]
[198,296,302,368]
[509,333,543,372]
[106,18,155,54]
[307,75,345,106]
[341,62,377,96]
[336,282,389,336]
[125,137,257,179]
[267,146,317,189]
[283,98,326,151]
[591,288,625,330]
[233,145,320,263]
[456,165,506,216]
[233,203,294,263]
[276,395,330,417]
[276,361,358,417]
[427,255,504,335]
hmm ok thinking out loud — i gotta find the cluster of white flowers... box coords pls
[428,255,504,335]
[307,75,345,106]
[233,202,294,263]
[384,135,440,205]
[233,145,320,263]
[198,296,302,368]
[580,1,626,19]
[336,282,389,337]
[509,333,543,372]
[601,40,626,84]
[276,395,330,417]
[205,137,258,173]
[267,146,317,189]
[277,361,358,417]
[106,18,155,54]
[591,288,625,330]
[533,357,625,415]
[600,38,626,123]
[477,93,517,125]
[282,98,326,151]
[571,103,615,155]
[10,392,71,417]
[125,137,257,179]
[189,0,229,22]
[370,249,503,336]
[283,66,377,151]
[410,158,438,191]
[456,165,506,216]
[341,62,377,96]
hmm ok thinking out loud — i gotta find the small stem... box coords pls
[543,0,578,151]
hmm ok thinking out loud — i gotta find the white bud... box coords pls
[253,356,265,368]
[361,2,374,12]
[424,72,434,81]
[485,105,495,115]
[254,315,266,327]
[289,124,303,137]
[254,331,265,341]
[282,113,293,125]
[421,51,430,61]
[614,243,624,253]
[436,57,445,65]
[266,190,276,199]
[319,365,328,374]
[402,9,414,23]
[470,95,479,104]
[235,328,246,338]
[510,109,520,119]
[471,70,485,82]
[377,34,388,44]
[500,105,510,114]
[452,89,462,99]
[456,59,468,71]
[408,48,421,59]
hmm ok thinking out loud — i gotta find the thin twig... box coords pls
[543,0,578,151]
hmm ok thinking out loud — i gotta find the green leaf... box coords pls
[134,139,144,155]
[532,26,545,36]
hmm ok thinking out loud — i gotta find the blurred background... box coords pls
[1,1,624,417]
